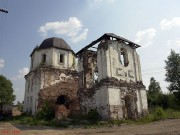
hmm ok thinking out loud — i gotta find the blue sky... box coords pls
[1,0,180,104]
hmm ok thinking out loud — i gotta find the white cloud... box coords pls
[0,58,4,68]
[38,17,88,43]
[135,28,156,48]
[11,67,29,81]
[166,38,180,55]
[19,67,29,77]
[160,17,180,30]
[71,29,88,43]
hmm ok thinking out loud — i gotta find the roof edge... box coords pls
[30,46,76,57]
[76,33,141,55]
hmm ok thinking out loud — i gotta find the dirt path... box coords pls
[0,119,180,135]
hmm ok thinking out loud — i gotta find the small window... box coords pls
[42,54,46,63]
[59,53,64,63]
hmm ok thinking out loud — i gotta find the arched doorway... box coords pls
[55,95,70,119]
[124,95,135,119]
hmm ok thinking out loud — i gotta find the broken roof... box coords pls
[76,33,141,55]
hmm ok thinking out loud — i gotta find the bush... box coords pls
[153,107,166,121]
[36,101,55,120]
[87,109,100,122]
[147,90,180,110]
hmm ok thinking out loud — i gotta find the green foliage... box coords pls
[165,50,180,105]
[165,49,180,106]
[173,91,180,107]
[147,77,162,108]
[148,77,161,94]
[136,108,180,124]
[36,101,55,120]
[153,107,166,120]
[165,50,180,92]
[2,108,180,128]
[87,109,100,122]
[10,115,53,126]
[147,76,180,109]
[0,75,16,105]
[148,92,178,109]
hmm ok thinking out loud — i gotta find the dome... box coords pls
[30,37,75,56]
[38,37,72,50]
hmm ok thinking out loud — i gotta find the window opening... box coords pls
[120,48,129,67]
[42,54,46,63]
[93,67,98,83]
[59,54,64,63]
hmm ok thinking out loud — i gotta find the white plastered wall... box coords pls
[140,89,148,110]
[24,72,41,115]
[30,48,76,71]
[97,40,142,83]
[95,85,109,119]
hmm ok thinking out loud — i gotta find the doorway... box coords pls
[55,95,70,119]
[125,95,135,119]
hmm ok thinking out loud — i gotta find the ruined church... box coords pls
[23,33,148,120]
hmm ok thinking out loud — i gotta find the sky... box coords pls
[1,0,180,104]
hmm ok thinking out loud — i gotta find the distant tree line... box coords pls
[148,50,180,110]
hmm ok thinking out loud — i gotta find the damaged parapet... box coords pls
[77,33,148,120]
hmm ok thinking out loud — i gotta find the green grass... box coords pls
[85,108,180,128]
[136,107,180,124]
[1,108,180,128]
[10,115,50,126]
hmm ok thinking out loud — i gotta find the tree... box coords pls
[0,75,16,114]
[147,77,161,108]
[165,50,180,106]
[165,49,180,93]
[148,77,161,94]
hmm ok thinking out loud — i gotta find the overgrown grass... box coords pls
[10,115,51,126]
[86,107,180,128]
[1,107,180,128]
[135,107,180,124]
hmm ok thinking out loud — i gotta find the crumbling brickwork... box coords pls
[37,67,80,118]
[78,50,97,89]
[78,50,97,113]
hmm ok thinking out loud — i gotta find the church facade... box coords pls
[24,33,148,119]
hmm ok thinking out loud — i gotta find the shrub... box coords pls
[36,101,55,120]
[153,107,166,121]
[87,109,100,122]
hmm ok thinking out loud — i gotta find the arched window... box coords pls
[119,48,129,67]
